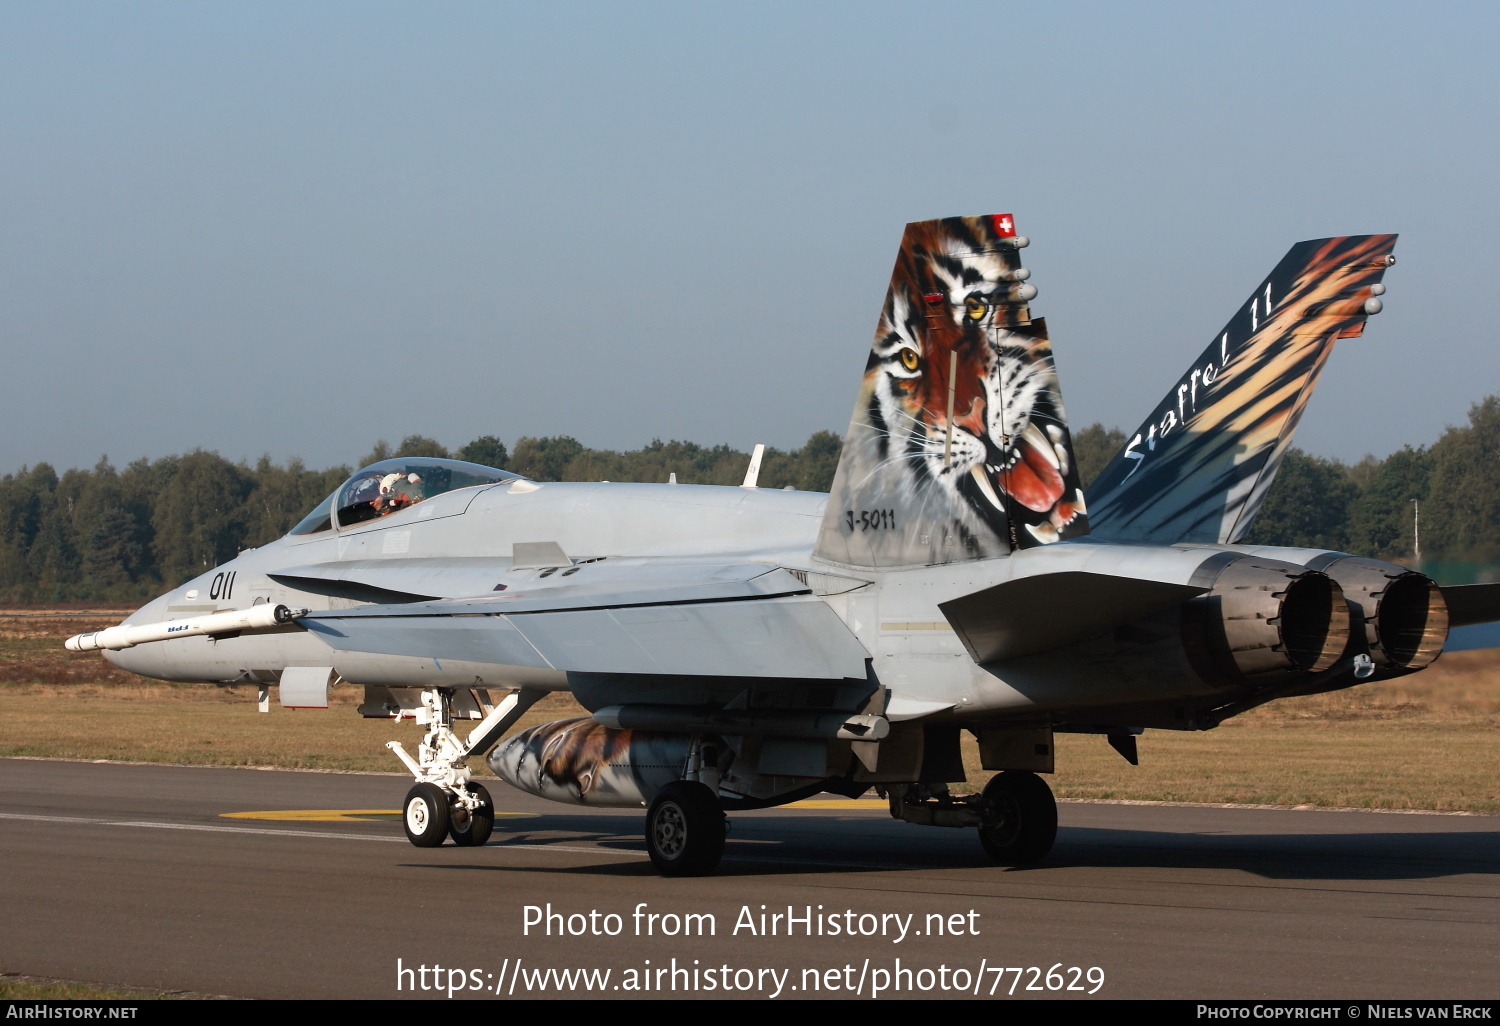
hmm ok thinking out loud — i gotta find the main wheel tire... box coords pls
[449,783,495,847]
[645,781,726,877]
[978,771,1057,865]
[403,783,451,847]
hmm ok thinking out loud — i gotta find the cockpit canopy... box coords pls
[289,458,519,535]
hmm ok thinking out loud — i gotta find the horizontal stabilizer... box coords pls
[939,571,1203,664]
[1441,582,1500,628]
[1444,622,1500,653]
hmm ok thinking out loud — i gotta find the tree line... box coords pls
[1,398,1495,603]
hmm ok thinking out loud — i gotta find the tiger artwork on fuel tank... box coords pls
[489,717,687,806]
[815,214,1089,570]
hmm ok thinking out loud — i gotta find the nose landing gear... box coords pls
[389,685,543,848]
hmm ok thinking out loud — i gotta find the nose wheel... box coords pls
[403,783,451,847]
[978,771,1057,865]
[645,781,726,876]
[448,783,495,846]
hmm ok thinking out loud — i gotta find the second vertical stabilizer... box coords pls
[1087,234,1397,544]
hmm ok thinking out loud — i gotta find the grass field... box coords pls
[0,975,181,1000]
[2,610,1496,811]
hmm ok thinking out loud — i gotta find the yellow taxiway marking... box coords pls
[784,799,885,810]
[221,809,539,822]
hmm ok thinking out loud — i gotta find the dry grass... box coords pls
[0,610,583,774]
[3,611,1497,810]
[0,974,181,1000]
[971,652,1500,811]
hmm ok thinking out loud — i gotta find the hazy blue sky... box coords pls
[2,2,1495,476]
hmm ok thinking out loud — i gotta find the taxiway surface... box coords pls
[1,758,1495,1000]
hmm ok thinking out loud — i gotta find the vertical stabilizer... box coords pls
[815,215,1089,570]
[1087,234,1397,544]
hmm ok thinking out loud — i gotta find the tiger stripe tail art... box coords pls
[1086,234,1398,545]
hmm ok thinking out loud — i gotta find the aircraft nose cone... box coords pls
[121,594,171,627]
[96,593,177,679]
[102,642,162,679]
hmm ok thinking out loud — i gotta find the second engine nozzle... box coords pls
[1191,556,1350,684]
[1310,555,1448,670]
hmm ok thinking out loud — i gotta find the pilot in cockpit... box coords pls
[317,459,513,533]
[375,472,423,515]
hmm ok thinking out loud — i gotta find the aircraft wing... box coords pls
[297,564,872,680]
[1441,582,1500,628]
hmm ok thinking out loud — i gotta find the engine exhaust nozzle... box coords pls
[1189,556,1350,684]
[1312,556,1449,670]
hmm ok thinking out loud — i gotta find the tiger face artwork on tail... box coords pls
[815,215,1089,570]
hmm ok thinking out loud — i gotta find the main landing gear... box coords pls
[884,771,1058,866]
[389,685,542,848]
[645,781,727,876]
[977,771,1058,865]
[642,738,727,875]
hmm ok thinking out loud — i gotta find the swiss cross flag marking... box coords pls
[991,213,1016,238]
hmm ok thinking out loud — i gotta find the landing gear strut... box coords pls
[978,771,1057,865]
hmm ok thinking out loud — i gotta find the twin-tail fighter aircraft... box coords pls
[68,214,1500,875]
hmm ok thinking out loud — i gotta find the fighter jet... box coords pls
[66,215,1500,876]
